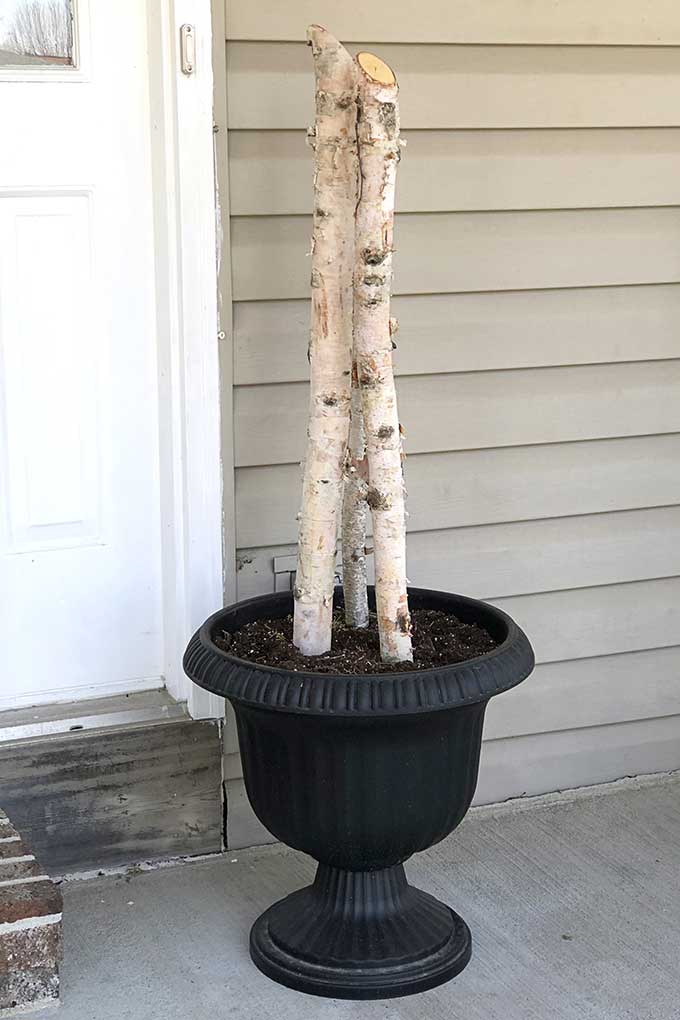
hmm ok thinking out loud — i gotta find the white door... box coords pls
[0,0,164,708]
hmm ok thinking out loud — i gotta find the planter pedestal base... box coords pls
[249,862,471,999]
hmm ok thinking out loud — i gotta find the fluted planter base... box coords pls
[250,862,471,999]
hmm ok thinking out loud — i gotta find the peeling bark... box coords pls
[293,26,359,656]
[353,51,413,663]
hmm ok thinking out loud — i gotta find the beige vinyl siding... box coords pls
[485,648,680,741]
[219,2,680,827]
[235,506,680,598]
[231,209,680,300]
[235,436,680,546]
[235,287,680,383]
[226,44,680,129]
[234,362,680,466]
[225,1,680,45]
[231,128,680,216]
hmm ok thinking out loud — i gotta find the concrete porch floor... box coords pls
[51,772,679,1020]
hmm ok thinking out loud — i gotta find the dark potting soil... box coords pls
[213,608,498,675]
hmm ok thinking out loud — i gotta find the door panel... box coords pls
[1,193,99,552]
[0,0,164,707]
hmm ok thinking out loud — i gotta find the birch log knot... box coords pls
[363,247,389,265]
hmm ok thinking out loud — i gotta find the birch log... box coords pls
[341,361,369,628]
[354,51,413,662]
[293,26,359,656]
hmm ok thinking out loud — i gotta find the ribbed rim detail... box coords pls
[183,587,534,717]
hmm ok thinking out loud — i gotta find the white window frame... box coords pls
[0,0,91,83]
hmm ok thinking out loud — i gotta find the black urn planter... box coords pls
[183,586,534,999]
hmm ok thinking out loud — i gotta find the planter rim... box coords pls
[183,587,535,717]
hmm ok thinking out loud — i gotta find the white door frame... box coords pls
[147,0,229,718]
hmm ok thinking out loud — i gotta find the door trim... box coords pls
[148,0,227,718]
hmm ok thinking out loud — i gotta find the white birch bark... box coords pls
[354,52,413,662]
[293,25,359,656]
[341,361,369,628]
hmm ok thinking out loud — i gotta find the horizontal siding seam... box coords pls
[230,204,680,219]
[495,574,680,599]
[233,430,680,471]
[232,280,680,302]
[234,358,680,387]
[537,642,680,669]
[234,557,680,605]
[483,710,680,747]
[225,38,680,51]
[234,355,680,387]
[234,502,680,550]
[405,502,680,536]
[227,124,680,133]
[230,205,680,221]
[487,572,680,605]
[225,40,680,52]
[485,711,680,744]
[228,125,680,135]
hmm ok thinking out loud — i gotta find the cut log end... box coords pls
[357,51,396,87]
[306,24,328,48]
